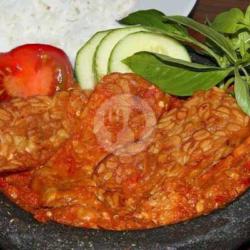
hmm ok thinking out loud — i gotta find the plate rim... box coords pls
[134,0,198,16]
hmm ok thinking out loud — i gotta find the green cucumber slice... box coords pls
[109,31,191,73]
[94,26,146,81]
[75,30,110,89]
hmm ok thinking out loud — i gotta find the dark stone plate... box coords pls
[0,51,249,250]
[0,191,249,250]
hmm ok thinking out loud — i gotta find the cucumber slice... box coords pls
[75,30,110,89]
[109,31,191,73]
[94,26,146,81]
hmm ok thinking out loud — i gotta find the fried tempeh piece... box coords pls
[0,88,90,173]
[30,73,169,207]
[1,87,249,230]
[0,72,169,212]
[32,88,250,229]
[95,87,250,193]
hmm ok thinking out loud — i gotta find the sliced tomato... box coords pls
[0,44,74,100]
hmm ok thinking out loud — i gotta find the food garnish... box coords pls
[120,7,250,114]
[94,26,147,81]
[75,27,190,89]
[0,44,74,100]
[75,30,110,90]
[109,31,190,73]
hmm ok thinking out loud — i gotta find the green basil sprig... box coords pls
[210,8,245,34]
[165,16,237,63]
[120,6,250,115]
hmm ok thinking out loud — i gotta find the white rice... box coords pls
[0,0,137,63]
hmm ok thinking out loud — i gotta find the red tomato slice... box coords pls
[0,44,74,100]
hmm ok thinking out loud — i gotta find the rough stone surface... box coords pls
[0,190,249,250]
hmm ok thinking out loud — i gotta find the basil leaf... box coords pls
[151,53,224,70]
[119,9,187,36]
[124,52,232,96]
[231,30,250,58]
[211,8,245,34]
[165,16,237,62]
[239,31,250,57]
[234,69,250,115]
[120,9,165,20]
[244,6,250,25]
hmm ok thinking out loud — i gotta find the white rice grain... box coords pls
[0,0,137,63]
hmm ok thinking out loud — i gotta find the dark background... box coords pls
[192,0,249,22]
